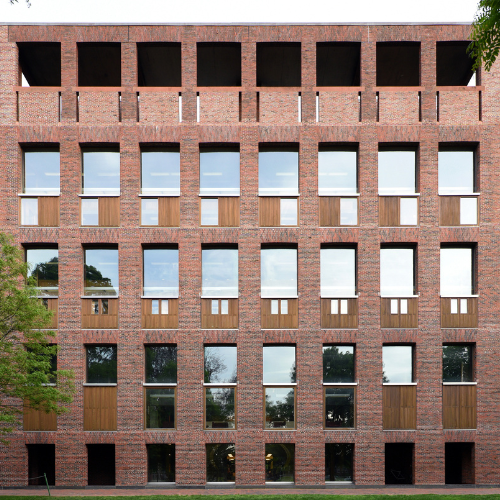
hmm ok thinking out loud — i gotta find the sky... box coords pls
[1,0,480,24]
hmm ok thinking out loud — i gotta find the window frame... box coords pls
[382,345,415,384]
[25,246,59,297]
[201,246,238,298]
[142,247,179,298]
[85,345,117,385]
[199,144,240,197]
[440,245,476,297]
[438,144,478,196]
[380,245,417,298]
[83,247,119,297]
[258,144,299,197]
[318,144,358,196]
[140,145,180,197]
[378,144,419,196]
[442,344,475,384]
[261,245,298,299]
[22,146,61,196]
[320,246,357,298]
[81,146,120,196]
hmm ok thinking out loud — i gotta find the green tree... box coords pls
[0,233,73,443]
[470,0,500,71]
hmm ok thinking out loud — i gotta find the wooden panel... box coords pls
[440,297,478,328]
[379,196,399,226]
[141,298,178,329]
[261,298,298,329]
[443,385,477,429]
[44,298,58,329]
[218,197,239,227]
[98,197,120,227]
[84,386,117,431]
[201,298,238,329]
[23,406,57,431]
[440,196,460,226]
[383,385,416,430]
[81,298,119,329]
[38,197,59,227]
[259,197,280,227]
[319,197,340,227]
[320,298,358,328]
[159,197,180,227]
[381,298,418,328]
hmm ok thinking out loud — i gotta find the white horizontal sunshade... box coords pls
[258,150,299,196]
[380,248,414,296]
[141,151,180,196]
[202,249,238,297]
[438,151,474,195]
[378,151,416,195]
[320,248,356,297]
[440,247,472,297]
[200,150,240,196]
[261,248,297,297]
[318,151,357,195]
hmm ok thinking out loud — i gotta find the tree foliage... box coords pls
[0,233,73,443]
[9,0,31,6]
[470,0,500,71]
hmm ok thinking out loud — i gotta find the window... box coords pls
[21,198,38,226]
[383,345,413,383]
[202,248,238,297]
[78,43,121,87]
[376,42,420,87]
[257,43,301,87]
[145,345,177,384]
[443,345,473,383]
[197,43,241,87]
[206,444,235,483]
[318,146,357,195]
[86,346,117,384]
[436,42,476,86]
[438,148,476,195]
[323,345,354,383]
[320,247,356,297]
[263,346,296,429]
[23,148,60,195]
[200,146,240,196]
[204,346,237,429]
[380,247,415,297]
[147,444,175,483]
[141,147,180,196]
[261,247,297,298]
[137,43,181,87]
[440,247,474,297]
[325,443,354,482]
[84,248,119,296]
[26,248,58,296]
[143,248,179,297]
[259,145,299,196]
[316,43,360,87]
[18,43,61,87]
[265,443,294,482]
[378,148,417,195]
[82,148,120,195]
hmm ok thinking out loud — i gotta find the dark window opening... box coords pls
[257,43,301,87]
[197,43,241,87]
[316,42,360,86]
[78,43,121,87]
[206,443,235,482]
[385,443,413,484]
[137,43,181,87]
[376,42,420,87]
[28,444,55,486]
[325,443,353,482]
[265,443,295,482]
[18,43,61,87]
[437,42,475,86]
[147,444,175,483]
[87,444,115,485]
[445,443,475,484]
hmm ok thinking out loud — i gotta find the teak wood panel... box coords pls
[141,298,178,329]
[382,385,417,430]
[381,298,418,328]
[38,197,59,227]
[379,196,400,226]
[261,298,298,329]
[98,197,120,227]
[441,297,478,328]
[319,197,340,226]
[218,197,239,227]
[81,298,119,329]
[443,385,477,429]
[159,197,180,227]
[23,406,57,431]
[83,386,117,431]
[259,197,280,227]
[320,298,358,328]
[201,298,238,329]
[44,298,58,329]
[440,196,460,226]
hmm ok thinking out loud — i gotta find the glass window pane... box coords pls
[259,150,299,196]
[438,151,474,194]
[265,443,294,482]
[84,248,119,296]
[325,387,355,428]
[202,249,238,297]
[383,346,412,383]
[21,198,38,225]
[26,248,58,296]
[460,197,477,225]
[147,444,175,483]
[261,248,297,297]
[380,248,414,296]
[205,388,235,429]
[204,346,237,383]
[440,248,472,296]
[340,198,357,225]
[151,300,159,314]
[263,346,296,383]
[323,345,354,383]
[318,151,357,195]
[143,249,179,297]
[280,198,297,225]
[24,151,60,194]
[443,345,473,382]
[200,149,240,196]
[281,299,288,314]
[141,150,180,195]
[325,443,353,482]
[400,198,418,225]
[265,387,295,428]
[145,388,175,428]
[86,346,117,383]
[141,198,159,225]
[271,299,279,314]
[145,345,177,383]
[321,248,356,297]
[221,300,228,315]
[82,150,120,195]
[201,198,218,226]
[81,198,98,226]
[378,151,416,195]
[211,300,219,314]
[161,300,169,314]
[206,444,235,482]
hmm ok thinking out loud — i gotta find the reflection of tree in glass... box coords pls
[206,387,235,425]
[443,345,472,382]
[323,346,354,383]
[148,444,175,482]
[146,346,177,383]
[29,257,58,286]
[265,443,294,482]
[84,265,112,288]
[265,388,294,424]
[290,362,296,383]
[87,346,117,383]
[325,388,354,427]
[207,443,235,482]
[204,348,237,383]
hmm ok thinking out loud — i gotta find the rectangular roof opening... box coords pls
[18,42,61,87]
[197,42,241,87]
[257,42,301,87]
[78,43,121,87]
[316,42,361,86]
[137,43,181,87]
[376,42,420,86]
[437,42,475,86]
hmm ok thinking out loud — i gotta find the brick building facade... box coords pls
[0,22,497,487]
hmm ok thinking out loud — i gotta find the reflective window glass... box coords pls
[143,248,179,297]
[145,388,175,428]
[380,247,415,296]
[141,198,159,225]
[261,248,297,297]
[265,443,294,482]
[443,345,473,382]
[325,387,355,428]
[460,197,477,225]
[340,198,357,225]
[440,247,473,296]
[325,443,353,482]
[200,148,240,196]
[202,248,238,297]
[26,248,58,296]
[323,345,354,383]
[145,345,177,383]
[82,150,120,195]
[21,198,38,225]
[206,444,235,482]
[24,150,60,195]
[205,388,236,429]
[204,346,237,383]
[84,248,119,296]
[201,198,218,225]
[265,387,295,428]
[259,148,299,196]
[382,345,413,383]
[318,150,357,195]
[438,150,474,194]
[378,150,416,195]
[86,345,117,383]
[147,444,175,483]
[400,197,418,225]
[81,198,98,226]
[263,346,296,383]
[320,248,356,297]
[141,149,180,196]
[280,198,297,225]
